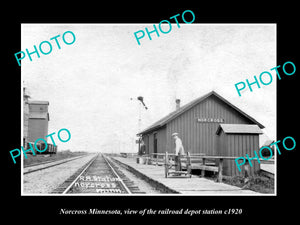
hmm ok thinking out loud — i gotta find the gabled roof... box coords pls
[216,124,263,135]
[138,91,264,135]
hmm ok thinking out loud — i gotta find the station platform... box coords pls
[111,156,260,195]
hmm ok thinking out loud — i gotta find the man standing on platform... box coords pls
[172,133,185,171]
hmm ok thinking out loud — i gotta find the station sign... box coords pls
[197,118,224,123]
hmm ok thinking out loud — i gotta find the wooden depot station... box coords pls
[137,91,265,179]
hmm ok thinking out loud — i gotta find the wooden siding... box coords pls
[217,131,260,176]
[148,133,154,154]
[166,95,256,155]
[28,118,49,142]
[146,127,166,154]
[157,127,166,154]
[29,104,48,113]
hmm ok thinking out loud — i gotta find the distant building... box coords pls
[28,101,50,144]
[23,87,30,147]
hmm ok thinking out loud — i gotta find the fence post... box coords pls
[217,158,223,182]
[165,152,168,178]
[201,158,206,177]
[242,159,250,189]
[186,152,192,178]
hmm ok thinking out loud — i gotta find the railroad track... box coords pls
[51,153,145,194]
[23,154,90,175]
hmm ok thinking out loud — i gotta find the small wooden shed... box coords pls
[216,124,263,176]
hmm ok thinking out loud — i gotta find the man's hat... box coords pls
[172,133,178,137]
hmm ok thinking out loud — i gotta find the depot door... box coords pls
[153,133,157,157]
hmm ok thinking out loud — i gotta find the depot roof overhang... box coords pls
[137,91,265,136]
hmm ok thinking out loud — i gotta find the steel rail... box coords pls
[23,155,89,175]
[62,154,99,194]
[102,154,132,194]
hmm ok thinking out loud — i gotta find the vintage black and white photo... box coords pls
[21,24,276,196]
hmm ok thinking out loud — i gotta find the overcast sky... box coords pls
[21,24,276,153]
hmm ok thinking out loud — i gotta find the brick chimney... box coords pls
[175,99,181,110]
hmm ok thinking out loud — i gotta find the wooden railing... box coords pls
[137,152,272,183]
[149,153,166,165]
[164,152,193,178]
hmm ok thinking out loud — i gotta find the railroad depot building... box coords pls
[137,91,265,176]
